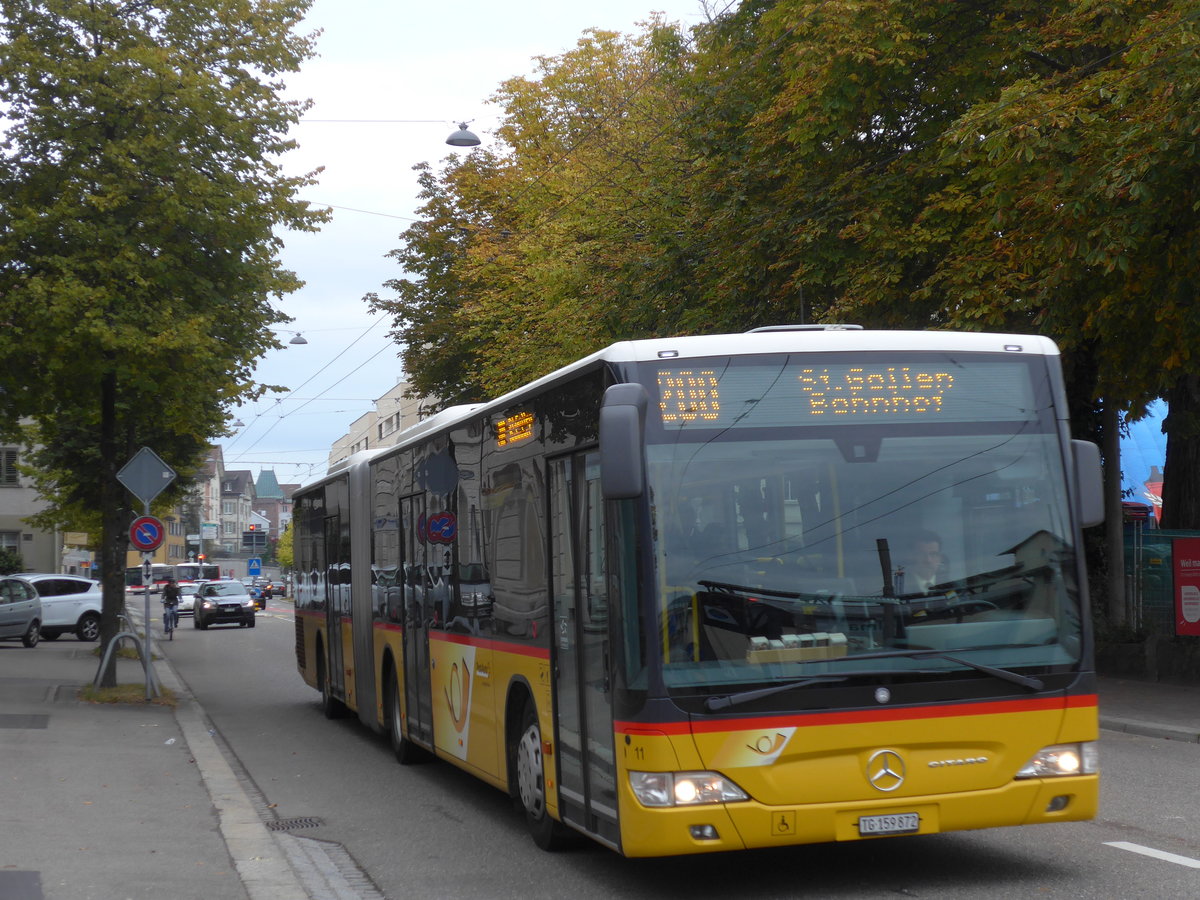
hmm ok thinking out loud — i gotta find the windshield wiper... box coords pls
[705,675,849,711]
[844,647,1045,692]
[703,648,1045,712]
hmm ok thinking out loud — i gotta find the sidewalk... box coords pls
[1,632,1196,900]
[0,622,309,900]
[1096,675,1200,743]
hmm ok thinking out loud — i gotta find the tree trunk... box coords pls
[1102,403,1125,627]
[1160,373,1200,530]
[97,371,124,688]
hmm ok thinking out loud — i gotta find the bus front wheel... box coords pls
[514,700,573,850]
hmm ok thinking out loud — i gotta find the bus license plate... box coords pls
[857,813,920,836]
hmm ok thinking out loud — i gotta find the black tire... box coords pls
[246,616,256,628]
[22,620,40,648]
[513,699,572,850]
[40,630,61,641]
[197,615,208,630]
[318,653,346,719]
[76,612,100,642]
[385,665,429,764]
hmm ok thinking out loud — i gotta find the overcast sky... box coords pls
[220,0,715,486]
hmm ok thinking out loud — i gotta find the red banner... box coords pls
[1172,537,1200,637]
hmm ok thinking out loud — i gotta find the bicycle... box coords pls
[162,603,179,640]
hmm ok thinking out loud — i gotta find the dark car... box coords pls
[193,581,256,629]
[239,577,269,609]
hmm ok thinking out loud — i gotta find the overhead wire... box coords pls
[224,315,396,466]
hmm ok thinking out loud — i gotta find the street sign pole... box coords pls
[141,505,156,700]
[118,448,176,700]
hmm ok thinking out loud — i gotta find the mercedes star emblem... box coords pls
[866,749,906,792]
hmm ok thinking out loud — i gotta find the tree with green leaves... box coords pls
[0,546,23,575]
[370,19,696,402]
[276,522,293,571]
[0,0,326,683]
[378,0,1200,540]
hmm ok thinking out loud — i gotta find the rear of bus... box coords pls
[600,330,1102,856]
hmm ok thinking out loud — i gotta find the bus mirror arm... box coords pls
[599,383,649,500]
[1071,440,1104,528]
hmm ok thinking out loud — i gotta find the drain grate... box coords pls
[266,816,324,832]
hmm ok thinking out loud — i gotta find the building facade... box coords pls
[0,442,61,572]
[327,381,431,470]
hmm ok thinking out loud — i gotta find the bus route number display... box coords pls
[496,410,535,447]
[658,370,721,424]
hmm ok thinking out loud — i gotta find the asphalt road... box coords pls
[163,603,1200,900]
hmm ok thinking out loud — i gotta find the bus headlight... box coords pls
[1015,742,1098,778]
[629,771,749,807]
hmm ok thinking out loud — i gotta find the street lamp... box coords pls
[446,122,481,147]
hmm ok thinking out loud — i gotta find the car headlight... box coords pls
[241,597,255,607]
[1015,742,1098,778]
[629,771,749,807]
[201,599,215,609]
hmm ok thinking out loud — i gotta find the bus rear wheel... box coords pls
[514,700,572,850]
[317,653,345,719]
[385,667,429,764]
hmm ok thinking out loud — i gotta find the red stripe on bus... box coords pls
[616,694,1099,735]
[373,622,404,634]
[429,630,550,659]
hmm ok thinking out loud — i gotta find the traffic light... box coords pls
[242,525,267,550]
[197,553,206,561]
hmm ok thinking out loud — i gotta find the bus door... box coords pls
[549,451,618,844]
[324,515,347,702]
[400,494,434,748]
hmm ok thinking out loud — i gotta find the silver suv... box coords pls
[21,574,103,642]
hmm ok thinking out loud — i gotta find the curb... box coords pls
[129,610,313,899]
[1100,716,1200,744]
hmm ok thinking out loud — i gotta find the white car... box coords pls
[20,574,102,642]
[176,582,203,615]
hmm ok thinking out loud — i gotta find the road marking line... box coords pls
[1105,841,1200,869]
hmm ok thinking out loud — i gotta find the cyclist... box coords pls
[162,577,181,640]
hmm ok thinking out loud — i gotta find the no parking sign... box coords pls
[129,515,166,552]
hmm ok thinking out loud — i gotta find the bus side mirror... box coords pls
[600,383,649,500]
[1072,439,1104,528]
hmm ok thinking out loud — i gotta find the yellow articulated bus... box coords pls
[292,326,1103,857]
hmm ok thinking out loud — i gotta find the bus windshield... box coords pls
[640,352,1082,694]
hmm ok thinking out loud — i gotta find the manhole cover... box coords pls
[266,816,324,831]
